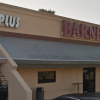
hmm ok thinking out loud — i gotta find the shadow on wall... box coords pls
[32,88,36,100]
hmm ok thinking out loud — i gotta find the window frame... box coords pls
[38,71,56,84]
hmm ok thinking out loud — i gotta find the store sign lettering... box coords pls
[63,20,100,40]
[0,14,20,28]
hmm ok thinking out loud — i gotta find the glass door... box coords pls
[83,68,95,93]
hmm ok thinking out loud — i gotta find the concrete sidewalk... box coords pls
[92,92,100,98]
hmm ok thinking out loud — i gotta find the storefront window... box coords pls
[38,71,56,83]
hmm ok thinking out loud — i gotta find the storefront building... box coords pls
[0,3,100,100]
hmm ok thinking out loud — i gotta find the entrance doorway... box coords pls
[83,68,95,93]
[0,68,8,100]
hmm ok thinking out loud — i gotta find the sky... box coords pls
[0,0,100,24]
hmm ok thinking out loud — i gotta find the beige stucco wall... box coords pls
[18,67,83,100]
[96,67,100,92]
[0,3,100,43]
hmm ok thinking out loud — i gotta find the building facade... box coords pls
[0,3,100,100]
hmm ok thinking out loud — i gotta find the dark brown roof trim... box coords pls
[0,30,100,46]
